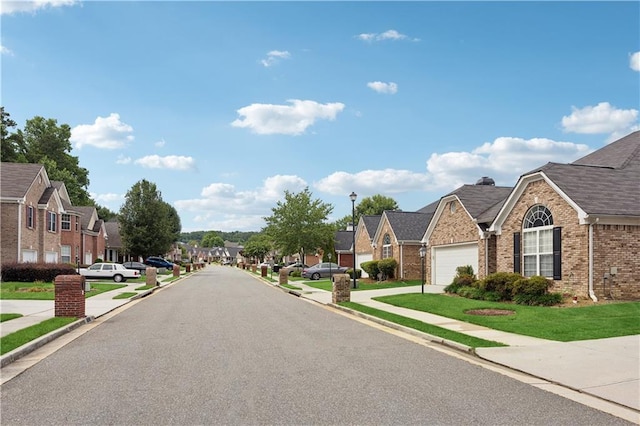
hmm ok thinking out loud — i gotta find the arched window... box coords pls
[523,205,553,277]
[382,234,392,258]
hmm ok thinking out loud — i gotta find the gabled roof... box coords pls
[75,206,98,230]
[491,130,640,230]
[1,163,49,199]
[104,221,122,248]
[376,210,432,243]
[334,230,353,252]
[416,200,439,214]
[362,215,381,238]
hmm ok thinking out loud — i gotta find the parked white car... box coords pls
[79,263,140,282]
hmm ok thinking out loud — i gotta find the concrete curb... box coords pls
[1,316,94,368]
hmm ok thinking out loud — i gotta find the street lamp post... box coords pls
[349,191,357,289]
[419,244,427,294]
[328,252,332,281]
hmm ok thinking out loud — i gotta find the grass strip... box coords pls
[113,292,137,299]
[1,313,23,322]
[375,293,640,341]
[1,317,77,355]
[340,302,505,348]
[280,283,303,290]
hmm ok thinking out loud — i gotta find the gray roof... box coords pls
[447,184,513,223]
[105,221,122,248]
[416,200,439,214]
[529,130,639,217]
[384,210,432,242]
[1,163,45,198]
[334,230,353,251]
[362,215,381,238]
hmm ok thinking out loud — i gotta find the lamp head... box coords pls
[349,192,357,202]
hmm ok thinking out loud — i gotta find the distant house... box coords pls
[422,181,512,286]
[353,215,381,277]
[334,228,354,268]
[490,131,640,300]
[74,206,107,265]
[371,210,433,280]
[104,221,122,263]
[1,163,66,263]
[53,181,83,265]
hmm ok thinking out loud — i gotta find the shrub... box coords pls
[477,272,522,300]
[346,268,362,279]
[378,258,397,280]
[445,274,476,294]
[360,261,380,280]
[455,265,475,278]
[512,275,552,297]
[457,286,486,300]
[291,270,301,278]
[514,292,563,306]
[94,258,104,263]
[482,291,503,302]
[1,262,78,283]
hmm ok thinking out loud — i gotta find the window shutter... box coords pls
[553,227,562,280]
[513,232,521,274]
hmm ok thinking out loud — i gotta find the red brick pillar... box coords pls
[279,268,288,286]
[261,265,268,277]
[55,275,86,318]
[173,264,180,277]
[332,274,351,303]
[186,264,191,273]
[146,267,158,286]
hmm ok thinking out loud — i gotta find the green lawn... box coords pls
[1,313,23,322]
[375,293,640,341]
[303,279,421,292]
[1,282,126,300]
[340,302,505,348]
[113,292,137,299]
[280,283,303,290]
[0,317,77,355]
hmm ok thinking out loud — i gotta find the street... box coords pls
[0,267,631,425]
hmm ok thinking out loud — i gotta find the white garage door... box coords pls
[432,243,478,286]
[356,253,373,278]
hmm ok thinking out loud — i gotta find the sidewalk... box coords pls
[287,280,640,417]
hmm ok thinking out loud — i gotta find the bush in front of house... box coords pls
[378,257,397,280]
[476,272,522,301]
[346,268,362,279]
[444,265,476,294]
[360,260,380,280]
[1,262,78,282]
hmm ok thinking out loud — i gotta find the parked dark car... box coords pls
[302,263,348,280]
[122,261,148,274]
[144,256,174,269]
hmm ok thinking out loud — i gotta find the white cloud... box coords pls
[367,81,398,94]
[71,113,134,149]
[315,169,430,196]
[261,50,291,67]
[175,175,307,231]
[1,45,13,55]
[356,29,419,42]
[561,102,638,134]
[155,138,166,148]
[116,155,132,165]
[630,51,640,72]
[0,0,78,15]
[91,192,124,205]
[426,136,591,190]
[134,155,195,171]
[231,99,345,135]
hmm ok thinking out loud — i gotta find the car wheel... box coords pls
[113,274,123,283]
[311,272,320,280]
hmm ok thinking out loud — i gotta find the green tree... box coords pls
[1,107,26,162]
[96,204,118,222]
[264,187,334,262]
[201,231,224,248]
[334,194,399,230]
[119,179,181,259]
[242,233,272,262]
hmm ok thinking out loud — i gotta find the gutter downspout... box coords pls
[484,235,489,279]
[399,242,403,279]
[18,200,24,261]
[588,222,598,302]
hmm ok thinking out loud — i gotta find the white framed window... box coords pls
[22,249,37,262]
[45,251,58,263]
[26,206,35,228]
[47,211,57,232]
[61,214,71,231]
[61,245,71,263]
[522,205,554,277]
[382,234,392,259]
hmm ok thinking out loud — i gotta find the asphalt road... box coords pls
[0,267,631,425]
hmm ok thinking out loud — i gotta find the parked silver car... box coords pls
[302,263,348,280]
[281,262,308,275]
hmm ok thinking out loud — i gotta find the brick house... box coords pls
[371,210,434,280]
[354,215,381,277]
[422,181,513,286]
[490,131,640,300]
[334,228,354,268]
[53,181,83,265]
[104,220,122,263]
[74,206,106,265]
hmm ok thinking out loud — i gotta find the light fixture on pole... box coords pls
[419,244,427,294]
[328,252,332,281]
[349,191,357,289]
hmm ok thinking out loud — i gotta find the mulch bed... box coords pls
[465,309,515,316]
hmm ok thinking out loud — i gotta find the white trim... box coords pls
[421,194,476,244]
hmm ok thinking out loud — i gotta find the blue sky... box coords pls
[2,1,639,232]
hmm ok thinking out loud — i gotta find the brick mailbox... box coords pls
[146,267,158,286]
[55,275,87,318]
[173,264,180,277]
[332,273,351,304]
[279,268,288,285]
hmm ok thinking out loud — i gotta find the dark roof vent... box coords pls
[475,176,495,186]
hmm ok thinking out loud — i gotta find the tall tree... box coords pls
[1,107,26,162]
[201,231,224,248]
[264,187,334,262]
[334,194,399,230]
[242,233,272,262]
[119,179,181,259]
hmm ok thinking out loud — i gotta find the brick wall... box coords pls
[593,224,640,300]
[0,203,19,263]
[54,274,86,317]
[354,225,372,256]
